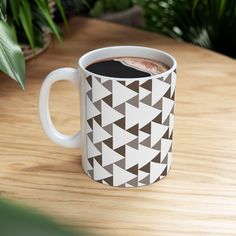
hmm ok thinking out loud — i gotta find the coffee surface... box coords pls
[86,57,169,78]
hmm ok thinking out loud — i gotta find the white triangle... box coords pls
[125,103,140,129]
[140,87,151,100]
[93,120,111,144]
[139,103,161,128]
[86,121,92,134]
[93,159,112,180]
[125,102,161,130]
[138,170,149,181]
[162,97,174,123]
[161,138,172,162]
[87,136,101,158]
[171,72,176,97]
[112,80,137,107]
[113,124,136,149]
[167,152,172,172]
[150,162,167,183]
[138,182,146,187]
[126,145,160,169]
[151,122,168,147]
[139,130,150,143]
[87,96,100,120]
[92,77,111,102]
[152,79,170,105]
[169,113,174,137]
[102,143,124,166]
[101,100,124,127]
[113,164,136,186]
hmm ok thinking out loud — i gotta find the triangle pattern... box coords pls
[139,87,151,100]
[161,139,172,162]
[86,96,100,120]
[139,130,150,143]
[101,100,124,127]
[171,72,176,97]
[87,137,101,158]
[113,164,137,186]
[112,80,137,107]
[102,143,124,166]
[113,124,137,149]
[93,120,111,144]
[152,79,170,105]
[92,77,111,102]
[151,122,168,147]
[150,162,167,183]
[162,97,174,123]
[93,159,112,181]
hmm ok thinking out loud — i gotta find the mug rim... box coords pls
[78,46,177,81]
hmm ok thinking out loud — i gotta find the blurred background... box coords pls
[58,0,236,58]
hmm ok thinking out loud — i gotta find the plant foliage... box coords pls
[0,198,91,236]
[0,0,67,89]
[136,0,236,58]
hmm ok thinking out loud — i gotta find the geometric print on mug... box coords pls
[85,71,176,187]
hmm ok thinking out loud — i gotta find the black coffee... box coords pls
[86,57,169,78]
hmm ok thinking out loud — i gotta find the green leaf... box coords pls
[0,21,25,89]
[0,0,7,20]
[0,198,92,236]
[9,0,21,24]
[19,0,35,49]
[55,0,68,29]
[35,0,61,41]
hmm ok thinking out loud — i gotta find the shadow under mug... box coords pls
[39,46,177,187]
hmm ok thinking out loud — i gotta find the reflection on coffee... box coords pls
[86,57,170,78]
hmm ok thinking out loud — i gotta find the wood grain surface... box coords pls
[0,17,236,236]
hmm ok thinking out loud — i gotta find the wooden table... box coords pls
[0,17,236,236]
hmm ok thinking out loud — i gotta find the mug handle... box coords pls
[39,68,81,148]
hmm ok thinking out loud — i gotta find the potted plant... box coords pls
[90,0,144,27]
[0,0,67,90]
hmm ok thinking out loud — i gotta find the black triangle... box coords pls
[152,140,161,150]
[127,81,139,92]
[103,137,113,149]
[94,142,102,153]
[103,80,112,91]
[94,100,101,111]
[153,99,162,110]
[86,75,92,87]
[87,118,93,129]
[161,155,168,164]
[114,145,126,157]
[140,175,150,185]
[127,95,139,108]
[140,80,152,91]
[94,155,102,166]
[115,117,125,130]
[88,157,94,168]
[152,113,162,124]
[87,90,92,102]
[169,131,173,139]
[140,123,151,134]
[127,164,138,175]
[103,124,113,135]
[87,132,93,142]
[127,124,139,136]
[162,130,169,139]
[171,91,175,101]
[94,114,101,126]
[164,87,171,99]
[140,94,152,106]
[103,94,112,107]
[127,138,139,149]
[118,80,126,85]
[140,162,150,173]
[164,74,172,84]
[140,137,151,147]
[160,166,168,176]
[104,164,113,174]
[114,158,126,169]
[88,169,93,178]
[152,153,160,163]
[103,176,113,185]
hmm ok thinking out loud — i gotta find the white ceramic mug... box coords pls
[39,46,177,187]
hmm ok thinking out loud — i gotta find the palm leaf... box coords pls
[55,0,68,29]
[35,0,61,41]
[19,0,35,49]
[0,0,6,20]
[9,0,20,24]
[0,21,25,89]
